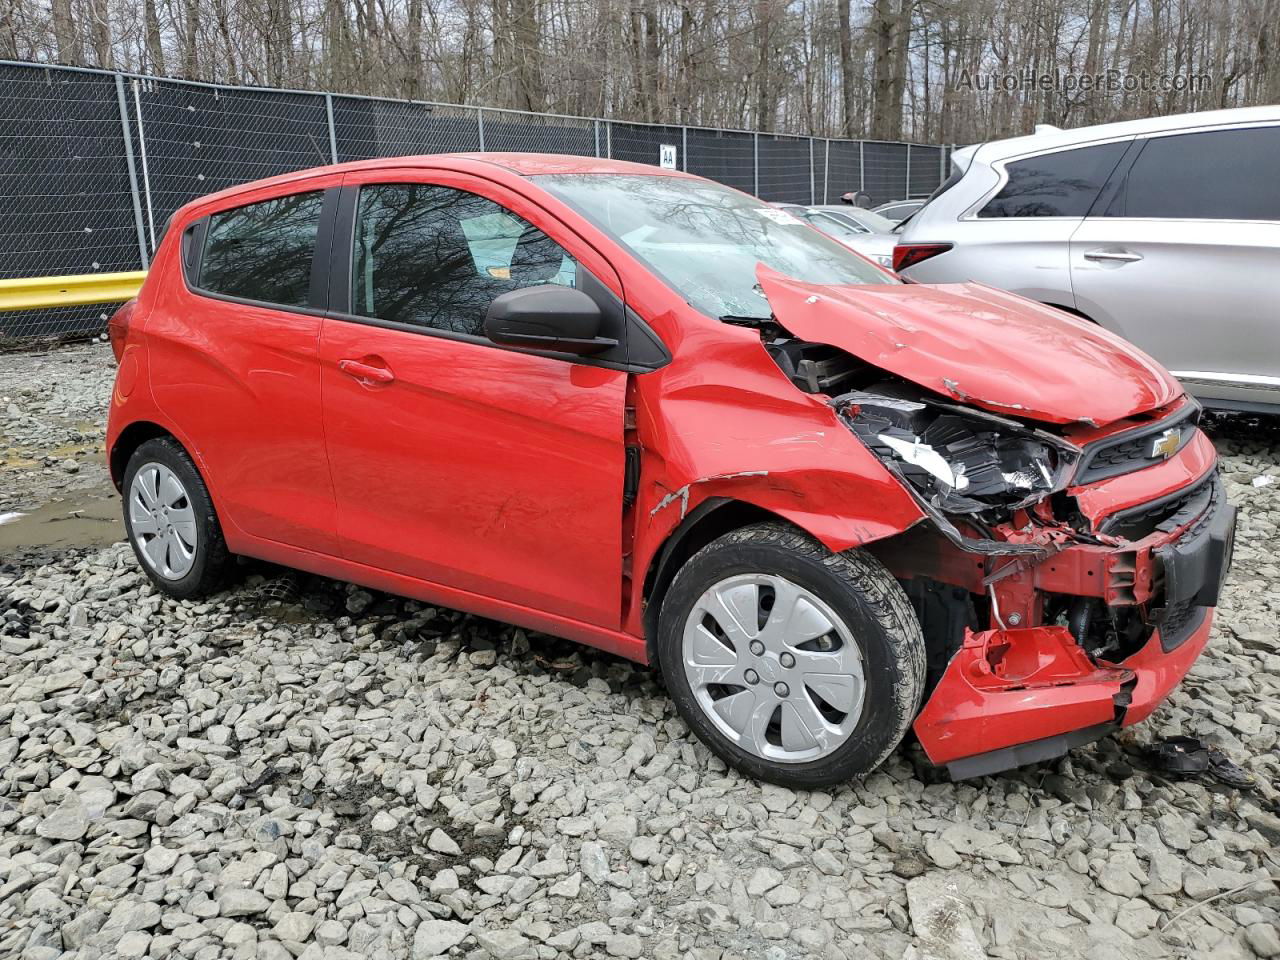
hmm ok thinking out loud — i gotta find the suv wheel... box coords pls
[122,437,231,598]
[657,522,925,787]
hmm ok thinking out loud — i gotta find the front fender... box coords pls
[626,323,924,639]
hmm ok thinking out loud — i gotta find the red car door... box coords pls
[147,183,341,556]
[318,170,628,629]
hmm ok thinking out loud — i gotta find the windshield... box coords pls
[536,174,896,321]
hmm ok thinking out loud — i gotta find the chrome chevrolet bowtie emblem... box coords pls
[1151,427,1182,459]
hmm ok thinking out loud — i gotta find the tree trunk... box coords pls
[870,0,894,139]
[144,0,165,73]
[755,0,773,131]
[51,0,78,65]
[182,0,200,78]
[886,0,911,140]
[838,0,856,136]
[0,0,19,59]
[405,0,423,99]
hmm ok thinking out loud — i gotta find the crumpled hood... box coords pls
[757,266,1182,426]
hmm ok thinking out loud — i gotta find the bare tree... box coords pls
[5,0,1278,145]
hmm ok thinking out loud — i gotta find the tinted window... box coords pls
[1105,127,1280,220]
[200,192,324,307]
[979,142,1127,218]
[351,184,577,336]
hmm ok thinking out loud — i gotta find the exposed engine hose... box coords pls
[1067,597,1100,645]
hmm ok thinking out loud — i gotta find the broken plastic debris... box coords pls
[1252,475,1276,488]
[0,511,25,526]
[877,434,969,491]
[1148,735,1255,789]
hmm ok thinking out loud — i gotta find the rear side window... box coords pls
[979,142,1127,218]
[1103,127,1280,220]
[350,183,576,337]
[199,192,324,307]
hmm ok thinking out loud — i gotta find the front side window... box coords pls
[350,183,577,337]
[537,174,894,322]
[1104,126,1280,221]
[199,191,324,307]
[978,142,1128,218]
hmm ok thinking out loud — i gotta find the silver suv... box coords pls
[896,106,1280,412]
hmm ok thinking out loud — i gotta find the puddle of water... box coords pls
[0,486,123,553]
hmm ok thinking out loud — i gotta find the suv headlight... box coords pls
[837,392,1077,515]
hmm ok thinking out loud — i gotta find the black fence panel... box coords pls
[333,97,480,161]
[133,80,331,234]
[757,134,812,203]
[824,140,862,204]
[0,61,951,345]
[908,143,944,198]
[0,64,141,339]
[480,113,595,155]
[862,142,909,206]
[608,122,682,167]
[685,128,755,194]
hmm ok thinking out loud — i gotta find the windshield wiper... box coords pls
[719,313,774,328]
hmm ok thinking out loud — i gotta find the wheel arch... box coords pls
[641,498,807,665]
[109,420,177,491]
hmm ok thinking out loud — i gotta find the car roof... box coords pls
[184,152,692,214]
[964,104,1280,164]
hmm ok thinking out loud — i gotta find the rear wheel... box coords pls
[122,437,231,599]
[656,522,925,788]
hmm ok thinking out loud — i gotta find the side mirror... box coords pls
[484,286,618,356]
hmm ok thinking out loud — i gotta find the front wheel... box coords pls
[656,523,925,788]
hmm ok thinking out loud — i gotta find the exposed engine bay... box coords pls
[757,325,1225,677]
[736,271,1233,777]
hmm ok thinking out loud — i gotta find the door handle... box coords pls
[1083,248,1143,263]
[338,358,395,385]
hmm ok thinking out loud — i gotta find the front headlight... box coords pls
[837,391,1076,515]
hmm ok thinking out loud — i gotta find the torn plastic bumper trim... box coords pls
[945,722,1116,780]
[916,610,1214,775]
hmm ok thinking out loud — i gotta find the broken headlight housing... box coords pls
[837,391,1079,516]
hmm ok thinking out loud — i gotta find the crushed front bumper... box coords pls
[911,476,1236,779]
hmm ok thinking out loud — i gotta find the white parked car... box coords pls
[777,205,897,269]
[896,106,1280,412]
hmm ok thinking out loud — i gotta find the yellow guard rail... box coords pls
[0,270,147,313]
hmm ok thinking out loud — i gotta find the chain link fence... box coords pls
[0,60,953,344]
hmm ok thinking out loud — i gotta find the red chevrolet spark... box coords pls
[106,154,1235,786]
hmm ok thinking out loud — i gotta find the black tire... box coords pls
[656,522,925,788]
[122,437,232,599]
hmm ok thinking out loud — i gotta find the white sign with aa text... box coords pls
[659,144,678,169]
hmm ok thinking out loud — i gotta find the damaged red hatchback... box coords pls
[106,155,1236,786]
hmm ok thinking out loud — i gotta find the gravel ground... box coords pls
[2,343,1279,960]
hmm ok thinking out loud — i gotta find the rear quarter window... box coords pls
[198,191,325,307]
[979,142,1128,218]
[1102,126,1280,221]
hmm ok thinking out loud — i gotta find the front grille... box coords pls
[1075,405,1201,485]
[1099,472,1216,540]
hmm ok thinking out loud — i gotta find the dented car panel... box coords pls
[755,267,1183,427]
[622,320,927,638]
